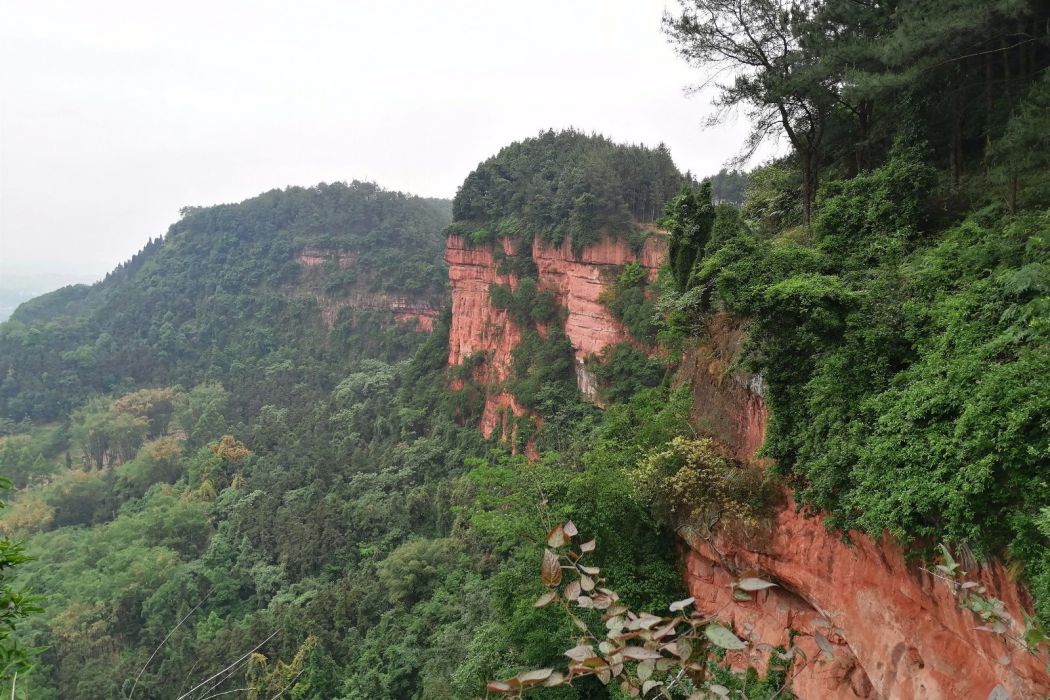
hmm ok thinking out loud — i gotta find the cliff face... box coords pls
[297,246,439,330]
[679,314,1050,700]
[446,232,665,434]
[445,230,1049,698]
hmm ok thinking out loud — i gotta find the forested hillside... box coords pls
[0,171,692,699]
[1,0,1049,698]
[658,0,1050,628]
[0,182,450,424]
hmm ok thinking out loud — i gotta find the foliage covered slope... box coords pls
[0,182,451,424]
[0,176,693,699]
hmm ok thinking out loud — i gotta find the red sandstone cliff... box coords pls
[679,314,1050,700]
[296,246,439,330]
[445,232,665,435]
[445,231,1050,698]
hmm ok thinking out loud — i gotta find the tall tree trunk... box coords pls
[800,150,812,227]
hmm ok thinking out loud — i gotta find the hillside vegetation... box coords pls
[450,130,688,253]
[0,0,1048,697]
[0,182,451,424]
[0,176,691,699]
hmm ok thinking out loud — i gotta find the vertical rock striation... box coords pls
[446,232,665,433]
[446,230,1050,699]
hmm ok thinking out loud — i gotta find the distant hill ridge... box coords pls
[0,181,452,421]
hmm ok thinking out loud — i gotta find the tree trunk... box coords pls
[799,148,819,228]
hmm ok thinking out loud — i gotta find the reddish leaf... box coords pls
[621,646,664,660]
[564,580,582,601]
[541,549,563,586]
[564,520,579,537]
[547,524,566,548]
[543,671,566,687]
[565,644,597,661]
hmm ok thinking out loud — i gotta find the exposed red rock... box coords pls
[532,234,665,361]
[296,246,356,269]
[679,315,1050,700]
[446,231,1050,698]
[296,247,437,329]
[446,231,666,429]
[445,234,525,436]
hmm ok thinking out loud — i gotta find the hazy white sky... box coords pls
[0,0,760,287]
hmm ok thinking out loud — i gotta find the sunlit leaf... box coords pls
[517,668,553,685]
[565,644,597,661]
[652,620,677,640]
[704,623,746,650]
[621,646,664,660]
[938,543,959,576]
[580,539,596,553]
[581,575,595,592]
[814,633,835,659]
[564,580,582,601]
[669,596,695,612]
[543,671,565,687]
[736,577,778,592]
[534,591,558,608]
[547,524,567,548]
[564,520,579,537]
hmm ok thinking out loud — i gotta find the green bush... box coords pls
[630,436,779,535]
[589,343,665,404]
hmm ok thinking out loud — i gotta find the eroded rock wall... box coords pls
[446,231,665,433]
[446,231,1050,698]
[296,247,439,329]
[446,234,527,439]
[679,315,1050,700]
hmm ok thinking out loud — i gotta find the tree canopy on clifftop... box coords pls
[451,130,690,253]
